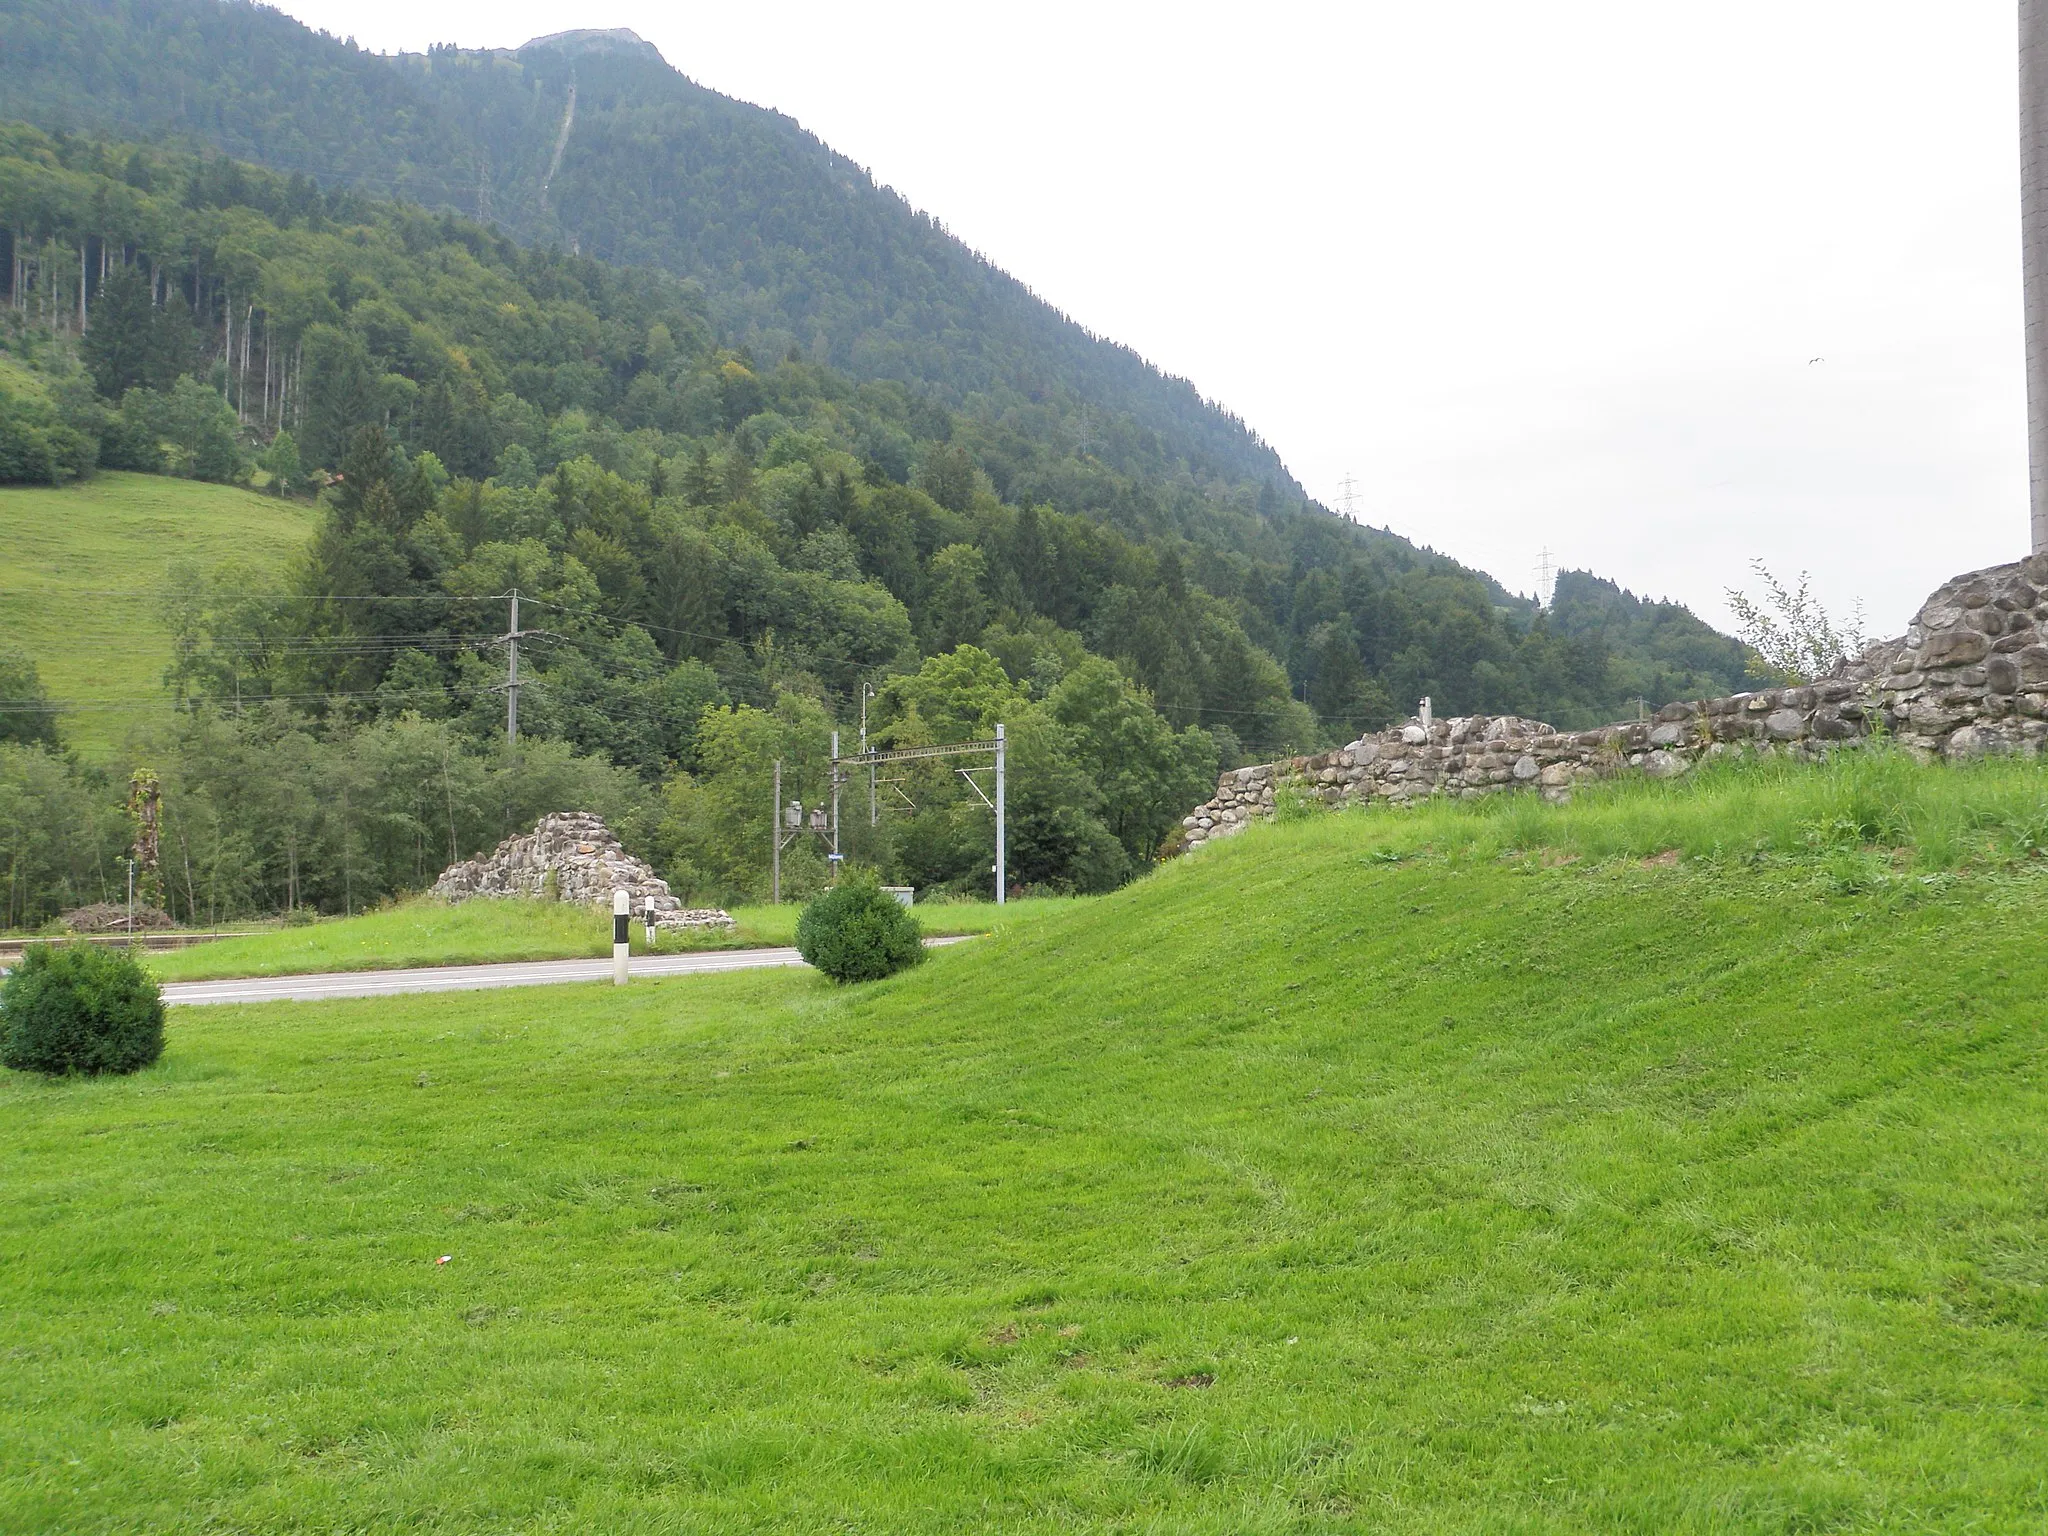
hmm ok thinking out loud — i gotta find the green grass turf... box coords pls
[1300,742,2048,875]
[135,745,2048,981]
[4,793,2045,1531]
[0,471,318,756]
[136,896,1086,981]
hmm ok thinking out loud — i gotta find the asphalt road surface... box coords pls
[163,939,967,1006]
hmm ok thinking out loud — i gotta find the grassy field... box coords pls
[4,759,2046,1531]
[134,747,2048,981]
[0,470,317,756]
[1298,742,2048,876]
[137,896,1086,981]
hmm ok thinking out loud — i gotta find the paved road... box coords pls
[163,938,968,1006]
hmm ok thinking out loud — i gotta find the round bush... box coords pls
[794,876,926,984]
[1,943,166,1077]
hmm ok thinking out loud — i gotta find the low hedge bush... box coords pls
[795,876,926,984]
[1,943,165,1076]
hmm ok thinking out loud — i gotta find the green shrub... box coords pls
[794,875,925,984]
[0,384,95,485]
[1,943,166,1076]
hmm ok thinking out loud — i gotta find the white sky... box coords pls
[266,0,2025,636]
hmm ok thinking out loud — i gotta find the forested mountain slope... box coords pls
[0,0,1748,715]
[1547,569,1750,714]
[0,10,1761,917]
[0,122,1763,919]
[0,0,1295,500]
[0,123,1747,743]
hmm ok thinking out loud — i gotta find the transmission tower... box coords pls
[1337,472,1362,522]
[1535,547,1556,610]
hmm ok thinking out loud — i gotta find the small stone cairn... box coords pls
[430,811,735,931]
[1180,555,2048,851]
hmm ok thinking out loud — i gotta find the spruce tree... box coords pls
[79,266,158,397]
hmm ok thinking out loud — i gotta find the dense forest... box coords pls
[0,0,1302,497]
[0,112,1748,926]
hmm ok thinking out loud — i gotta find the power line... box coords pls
[0,683,507,714]
[0,589,505,602]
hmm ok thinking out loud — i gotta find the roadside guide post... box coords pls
[643,895,658,951]
[613,888,631,986]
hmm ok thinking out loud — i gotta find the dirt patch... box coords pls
[1163,1372,1216,1390]
[1639,850,1683,869]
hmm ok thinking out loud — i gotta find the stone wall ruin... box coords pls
[1179,555,2048,851]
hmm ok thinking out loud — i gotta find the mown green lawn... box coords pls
[137,896,1086,981]
[4,804,2044,1532]
[0,471,317,756]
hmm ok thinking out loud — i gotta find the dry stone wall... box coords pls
[430,811,735,930]
[1181,555,2048,851]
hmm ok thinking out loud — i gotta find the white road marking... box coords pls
[162,937,971,1006]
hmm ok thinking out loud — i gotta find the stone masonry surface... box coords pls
[1179,556,2048,851]
[430,811,736,930]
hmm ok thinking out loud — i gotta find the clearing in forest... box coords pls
[0,471,317,756]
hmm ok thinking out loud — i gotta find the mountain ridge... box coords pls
[516,28,664,62]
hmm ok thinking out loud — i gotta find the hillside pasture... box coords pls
[0,471,317,756]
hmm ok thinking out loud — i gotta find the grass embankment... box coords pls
[1320,744,2048,877]
[140,896,1084,982]
[4,755,2047,1530]
[0,470,317,756]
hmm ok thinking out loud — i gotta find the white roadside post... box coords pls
[612,888,631,986]
[643,895,658,951]
[829,730,843,884]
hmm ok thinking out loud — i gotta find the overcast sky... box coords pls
[267,0,2023,636]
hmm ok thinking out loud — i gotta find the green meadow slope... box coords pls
[3,781,2046,1531]
[0,471,317,755]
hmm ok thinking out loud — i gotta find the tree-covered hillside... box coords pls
[0,1,1747,700]
[0,124,1747,740]
[0,115,1754,918]
[1547,569,1750,713]
[0,0,1297,499]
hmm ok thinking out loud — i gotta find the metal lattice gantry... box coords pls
[830,725,1008,905]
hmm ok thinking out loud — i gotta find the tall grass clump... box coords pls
[1283,746,2048,872]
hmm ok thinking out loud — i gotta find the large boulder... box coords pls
[430,812,735,931]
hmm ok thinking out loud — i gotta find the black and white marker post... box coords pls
[612,888,631,986]
[643,895,658,951]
